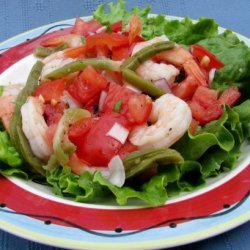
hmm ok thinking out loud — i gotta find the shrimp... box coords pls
[132,35,180,86]
[136,60,179,85]
[41,58,75,79]
[155,46,207,87]
[129,93,192,149]
[42,45,86,64]
[132,35,169,54]
[21,96,52,160]
[0,84,24,132]
[41,45,87,78]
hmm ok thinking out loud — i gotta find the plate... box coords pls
[0,17,249,250]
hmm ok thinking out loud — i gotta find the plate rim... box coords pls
[0,15,250,250]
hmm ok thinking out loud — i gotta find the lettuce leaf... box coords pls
[0,130,28,179]
[173,101,250,178]
[198,30,250,97]
[164,17,218,44]
[93,0,151,34]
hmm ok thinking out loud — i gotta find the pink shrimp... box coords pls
[0,84,23,132]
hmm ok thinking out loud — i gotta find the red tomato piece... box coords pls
[110,21,123,32]
[111,36,144,61]
[219,86,241,107]
[76,113,132,166]
[192,86,218,108]
[128,15,142,44]
[189,100,223,125]
[118,141,138,160]
[44,102,66,126]
[112,44,131,61]
[63,45,87,58]
[128,94,152,124]
[86,33,129,50]
[68,117,97,146]
[103,83,152,125]
[171,76,199,100]
[71,18,103,36]
[67,66,109,104]
[33,78,67,102]
[95,45,110,58]
[191,44,224,71]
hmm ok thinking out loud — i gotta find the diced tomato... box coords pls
[128,94,152,124]
[76,113,132,166]
[191,44,224,71]
[112,44,131,61]
[33,78,67,102]
[110,21,123,32]
[171,76,199,100]
[103,83,152,125]
[68,117,97,146]
[128,15,142,44]
[189,100,223,125]
[118,141,138,160]
[63,45,87,58]
[192,86,218,108]
[44,102,66,126]
[218,86,241,107]
[188,85,240,125]
[111,35,144,61]
[95,45,110,58]
[86,33,129,50]
[67,66,109,104]
[71,18,103,37]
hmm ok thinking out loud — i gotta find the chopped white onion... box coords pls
[61,91,81,108]
[125,83,142,93]
[153,78,172,93]
[106,122,129,144]
[209,68,216,84]
[107,155,125,187]
[96,26,107,34]
[98,90,108,112]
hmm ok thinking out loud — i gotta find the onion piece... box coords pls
[96,26,107,34]
[98,90,108,112]
[125,83,142,93]
[107,155,125,187]
[106,122,129,144]
[153,78,172,93]
[209,68,216,84]
[68,153,125,187]
[61,90,81,108]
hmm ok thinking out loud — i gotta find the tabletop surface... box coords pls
[0,0,249,249]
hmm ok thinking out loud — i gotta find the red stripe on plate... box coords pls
[0,165,249,231]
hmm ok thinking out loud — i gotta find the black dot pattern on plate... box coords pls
[44,220,52,225]
[115,227,123,233]
[26,38,30,41]
[224,204,231,209]
[169,223,177,228]
[0,203,6,208]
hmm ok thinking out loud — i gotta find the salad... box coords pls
[0,0,249,207]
